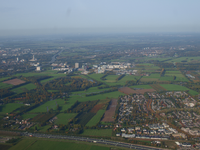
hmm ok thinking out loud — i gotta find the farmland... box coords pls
[55,113,77,125]
[0,103,23,114]
[86,109,105,127]
[29,99,65,113]
[11,83,37,94]
[81,129,112,137]
[9,139,110,150]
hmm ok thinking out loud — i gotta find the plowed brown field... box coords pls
[118,87,155,95]
[3,78,25,85]
[102,99,117,122]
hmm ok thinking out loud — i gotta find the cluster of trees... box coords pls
[115,74,125,81]
[85,88,118,97]
[160,68,165,77]
[66,100,98,113]
[44,77,101,92]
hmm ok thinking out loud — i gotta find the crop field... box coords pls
[11,83,37,94]
[119,87,155,95]
[81,129,112,137]
[55,113,77,125]
[9,139,110,150]
[76,112,95,126]
[3,78,26,85]
[102,99,117,122]
[0,103,23,114]
[29,99,65,113]
[160,84,199,95]
[22,113,38,119]
[0,82,13,89]
[86,109,105,127]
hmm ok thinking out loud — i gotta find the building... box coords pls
[75,63,79,68]
[36,66,41,71]
[30,55,37,61]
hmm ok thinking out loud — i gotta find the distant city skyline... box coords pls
[1,0,200,36]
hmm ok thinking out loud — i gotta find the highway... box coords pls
[21,132,166,150]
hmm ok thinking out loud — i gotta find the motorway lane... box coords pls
[21,132,165,150]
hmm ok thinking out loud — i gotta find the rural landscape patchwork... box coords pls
[1,34,200,150]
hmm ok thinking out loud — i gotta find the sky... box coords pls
[1,0,200,36]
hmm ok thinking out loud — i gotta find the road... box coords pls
[21,132,166,150]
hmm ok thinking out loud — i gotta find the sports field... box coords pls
[81,129,112,137]
[86,109,105,127]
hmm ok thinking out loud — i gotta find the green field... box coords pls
[87,74,104,82]
[29,99,66,113]
[22,114,38,119]
[69,91,125,102]
[105,75,118,82]
[81,129,112,137]
[129,85,153,89]
[86,109,105,127]
[160,84,199,95]
[9,139,110,150]
[11,83,37,94]
[0,103,23,114]
[55,113,77,124]
[0,82,13,89]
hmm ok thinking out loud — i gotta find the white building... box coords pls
[75,63,79,68]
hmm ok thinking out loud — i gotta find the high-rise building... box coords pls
[75,63,79,68]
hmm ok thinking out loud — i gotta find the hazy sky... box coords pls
[1,0,200,36]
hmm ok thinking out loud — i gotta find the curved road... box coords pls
[21,132,167,150]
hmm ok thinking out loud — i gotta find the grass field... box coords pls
[22,114,38,119]
[81,129,112,137]
[87,74,104,82]
[9,139,110,150]
[11,83,37,94]
[105,75,118,82]
[55,113,77,125]
[86,109,105,127]
[0,103,23,114]
[71,87,111,95]
[29,99,65,113]
[129,85,153,89]
[160,84,199,95]
[69,91,125,102]
[0,82,13,89]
